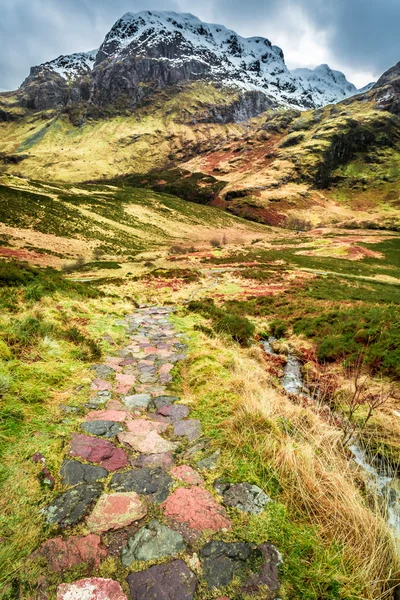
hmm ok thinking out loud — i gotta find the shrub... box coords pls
[214,313,255,347]
[210,239,222,248]
[269,319,288,338]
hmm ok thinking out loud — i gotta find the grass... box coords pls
[0,261,132,596]
[0,176,268,261]
[172,314,399,599]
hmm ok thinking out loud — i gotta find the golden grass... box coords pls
[181,332,399,599]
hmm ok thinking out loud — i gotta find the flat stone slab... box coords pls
[162,487,231,534]
[123,394,151,410]
[86,410,129,422]
[69,434,128,471]
[242,543,281,595]
[133,452,174,470]
[81,420,123,438]
[110,468,172,502]
[118,431,178,455]
[173,420,201,442]
[60,460,108,486]
[157,405,190,421]
[127,560,196,600]
[57,578,127,600]
[37,534,107,572]
[90,364,115,378]
[150,396,179,410]
[170,465,204,486]
[42,483,103,527]
[122,519,186,566]
[200,540,255,589]
[116,373,136,387]
[218,482,271,514]
[87,492,147,534]
[126,419,168,435]
[197,450,220,471]
[91,379,112,392]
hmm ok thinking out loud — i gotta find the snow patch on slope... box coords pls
[37,50,97,80]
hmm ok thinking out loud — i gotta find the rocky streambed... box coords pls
[262,338,400,537]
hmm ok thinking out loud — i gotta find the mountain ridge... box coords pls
[10,10,369,115]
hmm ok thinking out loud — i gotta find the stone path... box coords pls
[34,306,280,599]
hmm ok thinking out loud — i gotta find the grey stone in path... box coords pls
[81,421,123,438]
[127,559,196,600]
[110,468,172,503]
[60,460,107,486]
[197,450,220,471]
[174,420,201,442]
[90,364,115,378]
[41,483,103,527]
[150,396,179,410]
[133,452,174,470]
[200,540,254,589]
[218,482,272,514]
[122,519,186,566]
[157,405,190,421]
[123,394,151,410]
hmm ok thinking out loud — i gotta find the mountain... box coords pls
[0,11,399,232]
[8,11,365,115]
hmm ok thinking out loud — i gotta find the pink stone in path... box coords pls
[37,534,107,572]
[126,419,169,435]
[87,492,147,533]
[170,465,204,486]
[114,373,136,395]
[105,358,123,372]
[159,363,174,374]
[69,434,128,471]
[162,487,231,533]
[118,431,178,454]
[91,379,112,392]
[86,410,129,422]
[57,578,127,600]
[144,346,158,354]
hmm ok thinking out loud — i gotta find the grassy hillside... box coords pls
[0,83,247,182]
[0,175,270,269]
[1,80,400,231]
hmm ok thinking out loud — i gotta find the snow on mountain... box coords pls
[27,11,365,110]
[292,64,358,105]
[33,50,97,80]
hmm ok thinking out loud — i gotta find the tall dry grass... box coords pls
[184,336,400,599]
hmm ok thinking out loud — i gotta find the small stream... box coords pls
[262,338,400,536]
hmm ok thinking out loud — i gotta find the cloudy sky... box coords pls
[0,0,399,91]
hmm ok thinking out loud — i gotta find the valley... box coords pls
[0,8,399,600]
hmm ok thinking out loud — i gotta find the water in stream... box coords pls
[262,338,400,536]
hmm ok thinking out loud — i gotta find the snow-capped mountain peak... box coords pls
[30,50,97,81]
[21,11,367,112]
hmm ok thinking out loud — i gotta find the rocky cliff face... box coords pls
[6,11,368,121]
